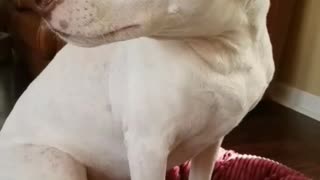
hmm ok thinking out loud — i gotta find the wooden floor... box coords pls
[1,63,320,179]
[223,100,320,179]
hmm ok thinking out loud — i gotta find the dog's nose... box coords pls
[33,0,57,17]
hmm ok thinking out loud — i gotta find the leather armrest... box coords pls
[38,20,66,60]
[14,0,35,10]
[8,8,65,59]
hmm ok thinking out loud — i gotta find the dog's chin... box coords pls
[54,25,144,48]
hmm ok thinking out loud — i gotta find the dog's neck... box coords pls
[152,0,270,74]
[156,0,268,39]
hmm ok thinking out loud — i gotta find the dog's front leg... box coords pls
[126,135,168,180]
[189,138,223,180]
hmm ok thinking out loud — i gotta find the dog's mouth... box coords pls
[53,24,141,40]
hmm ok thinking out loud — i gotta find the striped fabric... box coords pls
[166,149,311,180]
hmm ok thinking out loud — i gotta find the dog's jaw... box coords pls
[52,24,143,47]
[44,0,167,47]
[45,0,270,47]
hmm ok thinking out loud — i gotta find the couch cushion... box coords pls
[7,6,65,77]
[14,0,35,10]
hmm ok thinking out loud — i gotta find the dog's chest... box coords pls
[4,38,271,180]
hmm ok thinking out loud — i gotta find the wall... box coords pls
[269,0,320,121]
[267,0,297,69]
[276,0,320,96]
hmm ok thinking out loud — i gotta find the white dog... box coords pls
[0,0,274,179]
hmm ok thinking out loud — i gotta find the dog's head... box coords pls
[33,0,269,47]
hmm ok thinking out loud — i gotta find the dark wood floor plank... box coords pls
[224,100,320,178]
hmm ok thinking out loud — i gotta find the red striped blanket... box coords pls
[166,149,310,180]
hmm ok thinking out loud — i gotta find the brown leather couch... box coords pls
[7,0,65,78]
[6,0,296,79]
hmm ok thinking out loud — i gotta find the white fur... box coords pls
[0,0,274,179]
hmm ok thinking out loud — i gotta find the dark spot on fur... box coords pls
[59,20,69,30]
